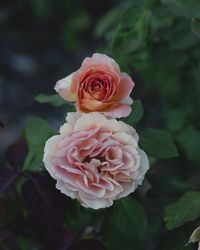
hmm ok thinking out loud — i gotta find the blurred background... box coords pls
[0,0,114,160]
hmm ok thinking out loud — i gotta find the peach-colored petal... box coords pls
[115,73,135,101]
[55,53,134,118]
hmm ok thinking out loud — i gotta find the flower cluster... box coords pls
[43,53,149,209]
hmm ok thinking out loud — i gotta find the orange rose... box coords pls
[55,53,134,118]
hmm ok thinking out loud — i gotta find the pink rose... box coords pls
[43,112,149,209]
[55,53,134,118]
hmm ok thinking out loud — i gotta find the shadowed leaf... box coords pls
[0,167,20,193]
[164,192,200,230]
[68,239,107,250]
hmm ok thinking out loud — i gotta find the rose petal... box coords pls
[103,104,132,118]
[55,73,76,102]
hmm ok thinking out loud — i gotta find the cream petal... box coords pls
[74,112,106,131]
[103,104,132,118]
[78,191,113,209]
[115,182,136,199]
[122,96,134,105]
[43,135,60,178]
[59,123,73,135]
[55,73,76,102]
[138,149,149,176]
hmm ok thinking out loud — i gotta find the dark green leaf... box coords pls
[151,48,188,70]
[163,108,186,131]
[114,197,147,239]
[192,18,200,39]
[124,100,144,125]
[95,9,119,37]
[150,5,173,34]
[102,218,143,250]
[164,191,200,229]
[161,0,200,19]
[68,239,107,250]
[148,172,192,195]
[140,128,178,159]
[169,21,199,50]
[65,200,96,233]
[177,126,200,164]
[23,118,54,171]
[35,94,66,107]
[112,7,151,53]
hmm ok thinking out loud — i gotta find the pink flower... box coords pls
[55,53,134,118]
[43,112,149,209]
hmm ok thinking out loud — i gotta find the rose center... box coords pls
[83,155,105,163]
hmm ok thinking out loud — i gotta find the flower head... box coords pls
[43,112,149,209]
[55,53,134,118]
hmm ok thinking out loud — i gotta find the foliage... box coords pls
[95,0,200,248]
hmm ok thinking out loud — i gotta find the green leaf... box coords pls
[161,0,200,19]
[23,118,54,171]
[163,108,186,131]
[112,7,151,54]
[95,9,119,38]
[102,218,143,250]
[177,126,200,164]
[151,48,188,70]
[164,191,200,230]
[140,128,178,159]
[150,5,173,34]
[168,21,199,50]
[149,172,192,195]
[25,118,54,148]
[124,100,144,125]
[114,197,147,239]
[65,200,96,233]
[192,18,200,39]
[35,94,66,107]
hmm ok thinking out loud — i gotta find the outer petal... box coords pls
[103,104,132,118]
[74,112,107,131]
[138,149,149,176]
[115,73,135,101]
[78,191,113,209]
[43,135,60,178]
[91,53,120,73]
[122,96,134,105]
[54,73,76,102]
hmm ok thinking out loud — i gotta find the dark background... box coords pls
[0,0,116,160]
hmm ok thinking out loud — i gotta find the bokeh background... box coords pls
[0,0,114,161]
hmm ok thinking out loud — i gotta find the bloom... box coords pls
[55,53,134,118]
[43,112,149,209]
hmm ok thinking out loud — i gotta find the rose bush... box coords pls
[43,112,149,209]
[55,53,134,118]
